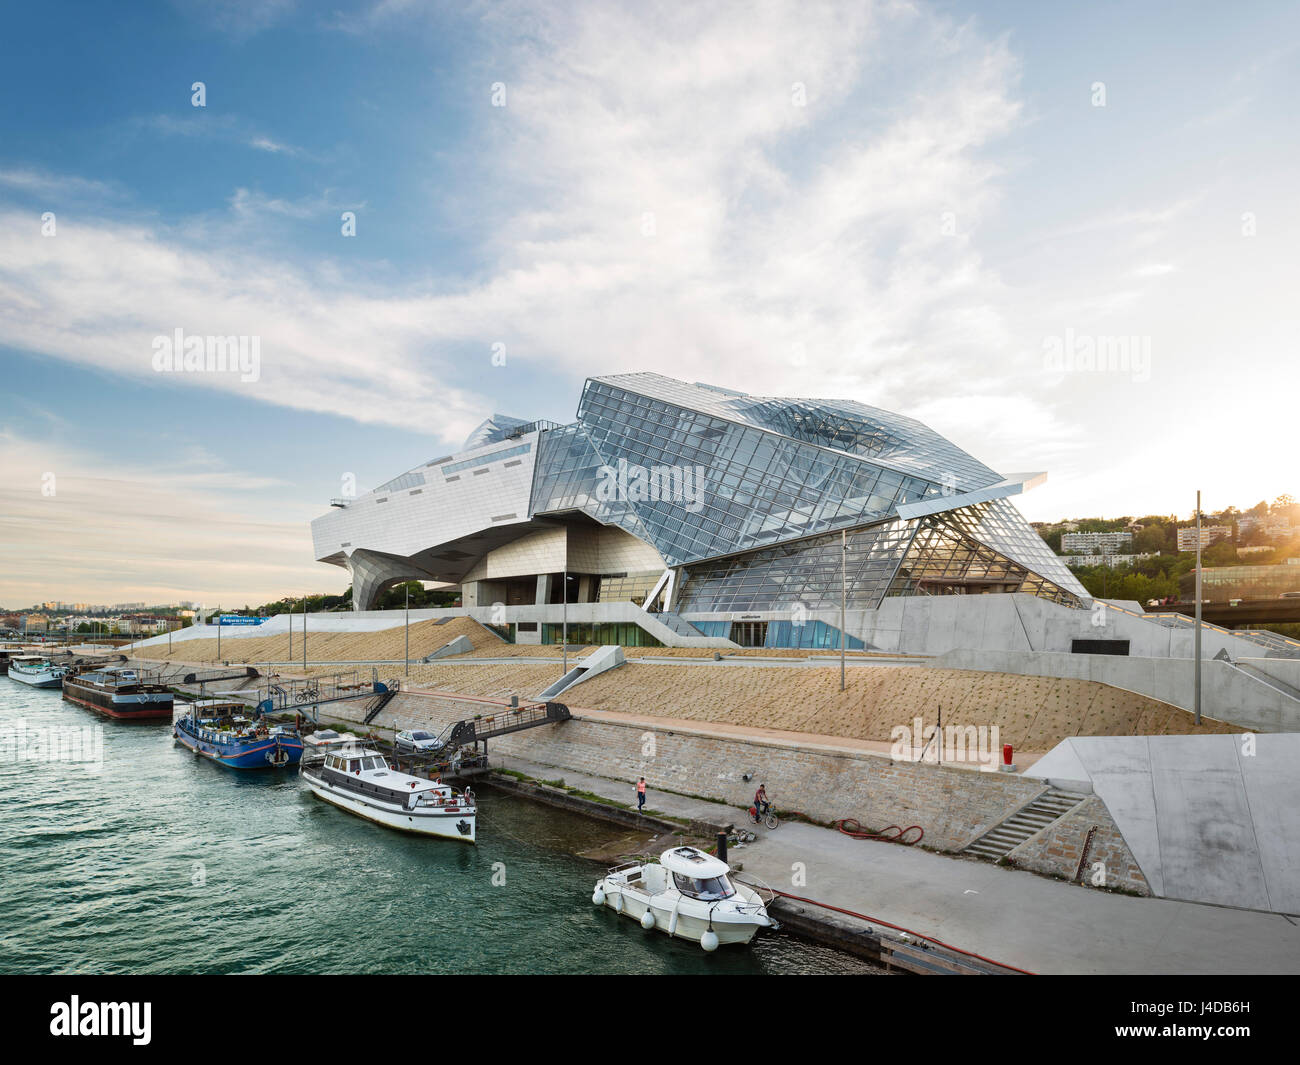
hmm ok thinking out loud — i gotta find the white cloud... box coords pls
[1,1,1030,454]
[0,169,120,200]
[0,209,490,447]
[1129,263,1176,278]
[0,430,328,604]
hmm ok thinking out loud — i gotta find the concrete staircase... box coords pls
[963,788,1083,861]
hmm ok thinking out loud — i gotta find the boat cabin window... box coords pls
[362,757,384,770]
[672,873,735,901]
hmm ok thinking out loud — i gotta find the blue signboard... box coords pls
[215,615,266,626]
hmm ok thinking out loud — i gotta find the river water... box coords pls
[0,681,876,975]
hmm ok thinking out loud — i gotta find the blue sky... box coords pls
[1,0,1297,606]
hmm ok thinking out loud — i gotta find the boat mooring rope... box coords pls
[772,889,1036,975]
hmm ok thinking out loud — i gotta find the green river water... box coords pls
[0,680,876,975]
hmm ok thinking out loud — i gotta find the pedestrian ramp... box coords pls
[536,645,624,700]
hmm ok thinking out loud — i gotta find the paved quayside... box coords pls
[496,755,1300,975]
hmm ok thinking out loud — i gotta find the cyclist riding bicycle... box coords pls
[754,783,771,822]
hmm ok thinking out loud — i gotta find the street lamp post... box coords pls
[404,584,410,677]
[562,568,568,675]
[840,528,848,693]
[1194,490,1203,726]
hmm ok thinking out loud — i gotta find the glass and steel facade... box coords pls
[532,373,1086,613]
[315,371,1086,617]
[672,520,916,612]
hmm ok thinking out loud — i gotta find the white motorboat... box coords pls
[7,657,69,689]
[300,740,476,843]
[592,846,777,950]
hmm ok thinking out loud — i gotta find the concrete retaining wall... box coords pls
[930,648,1299,732]
[321,691,1128,893]
[1005,795,1149,896]
[131,604,736,651]
[841,594,1287,662]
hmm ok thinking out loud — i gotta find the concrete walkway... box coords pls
[495,755,1300,975]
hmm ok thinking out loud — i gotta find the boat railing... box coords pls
[607,857,654,878]
[732,871,779,908]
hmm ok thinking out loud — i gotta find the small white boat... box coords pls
[592,846,777,950]
[7,657,69,689]
[300,739,476,843]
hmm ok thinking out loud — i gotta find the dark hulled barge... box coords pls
[63,667,174,720]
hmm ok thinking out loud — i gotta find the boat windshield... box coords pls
[672,873,735,901]
[361,756,385,770]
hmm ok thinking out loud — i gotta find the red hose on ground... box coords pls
[773,889,1036,976]
[774,814,923,845]
[832,818,924,845]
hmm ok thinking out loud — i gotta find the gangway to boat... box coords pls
[367,698,569,781]
[436,699,571,753]
[363,684,401,724]
[256,668,398,716]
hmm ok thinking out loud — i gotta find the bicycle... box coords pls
[748,803,779,830]
[294,686,321,703]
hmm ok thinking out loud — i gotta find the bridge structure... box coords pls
[1153,598,1300,631]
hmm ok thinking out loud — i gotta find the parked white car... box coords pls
[395,728,444,753]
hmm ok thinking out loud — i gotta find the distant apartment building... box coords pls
[1238,516,1293,541]
[1178,525,1232,552]
[1061,530,1133,555]
[1064,552,1160,569]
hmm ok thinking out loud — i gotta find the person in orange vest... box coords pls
[636,777,647,812]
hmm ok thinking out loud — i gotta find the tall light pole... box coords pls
[840,528,848,693]
[302,595,307,673]
[562,567,569,675]
[1194,490,1203,726]
[288,597,294,661]
[404,583,410,677]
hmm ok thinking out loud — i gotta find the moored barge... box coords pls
[62,667,173,720]
[174,699,304,768]
[7,657,69,689]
